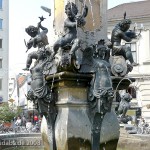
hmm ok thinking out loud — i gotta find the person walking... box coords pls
[21,116,27,127]
[34,114,39,124]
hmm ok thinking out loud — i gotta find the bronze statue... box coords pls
[87,40,114,150]
[53,1,88,56]
[117,92,132,123]
[118,92,132,117]
[23,16,49,71]
[26,47,56,149]
[26,48,54,112]
[23,3,134,150]
[79,40,113,108]
[111,15,138,67]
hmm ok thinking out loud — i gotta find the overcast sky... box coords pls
[108,0,145,9]
[9,0,145,74]
[9,0,52,73]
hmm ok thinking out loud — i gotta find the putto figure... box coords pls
[111,14,138,66]
[53,0,88,56]
[117,92,132,123]
[23,16,49,71]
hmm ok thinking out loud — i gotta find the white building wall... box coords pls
[128,28,150,122]
[0,0,9,102]
[8,76,15,98]
[10,73,34,110]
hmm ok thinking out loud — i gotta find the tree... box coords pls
[0,103,22,123]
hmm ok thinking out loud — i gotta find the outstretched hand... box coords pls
[125,30,137,39]
[37,16,46,28]
[39,16,46,22]
[76,15,86,27]
[79,0,84,3]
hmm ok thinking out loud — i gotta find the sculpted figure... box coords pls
[23,16,49,71]
[94,40,111,70]
[118,92,132,117]
[26,49,56,150]
[27,49,53,109]
[88,40,113,113]
[53,1,88,56]
[79,40,113,118]
[82,40,114,150]
[117,92,132,124]
[111,17,138,66]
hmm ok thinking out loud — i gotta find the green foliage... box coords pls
[0,103,22,123]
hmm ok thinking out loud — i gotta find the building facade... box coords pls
[8,75,15,99]
[10,73,34,117]
[0,0,9,102]
[107,0,150,122]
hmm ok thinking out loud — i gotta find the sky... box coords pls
[9,0,53,74]
[9,0,145,74]
[108,0,145,9]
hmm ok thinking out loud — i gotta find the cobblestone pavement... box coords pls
[1,129,150,150]
[117,127,150,150]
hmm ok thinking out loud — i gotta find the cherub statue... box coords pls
[117,92,132,123]
[53,0,88,57]
[23,16,49,71]
[118,92,132,117]
[111,13,138,67]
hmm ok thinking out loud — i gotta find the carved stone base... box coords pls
[44,72,121,150]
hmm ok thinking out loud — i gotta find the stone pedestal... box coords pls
[47,72,91,149]
[46,72,121,150]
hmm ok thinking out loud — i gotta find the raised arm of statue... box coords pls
[82,4,88,18]
[38,22,48,34]
[64,19,77,28]
[79,0,88,17]
[120,31,132,42]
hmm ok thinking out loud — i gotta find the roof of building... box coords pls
[17,75,27,88]
[108,0,150,20]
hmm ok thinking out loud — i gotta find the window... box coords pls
[0,59,2,68]
[0,39,2,48]
[125,42,137,63]
[9,83,13,86]
[9,89,13,92]
[0,0,2,9]
[0,19,3,29]
[0,78,2,90]
[128,87,136,98]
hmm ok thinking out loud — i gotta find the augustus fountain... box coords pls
[24,0,136,150]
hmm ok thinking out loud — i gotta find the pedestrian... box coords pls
[26,119,33,133]
[15,116,22,126]
[34,114,39,124]
[21,116,27,127]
